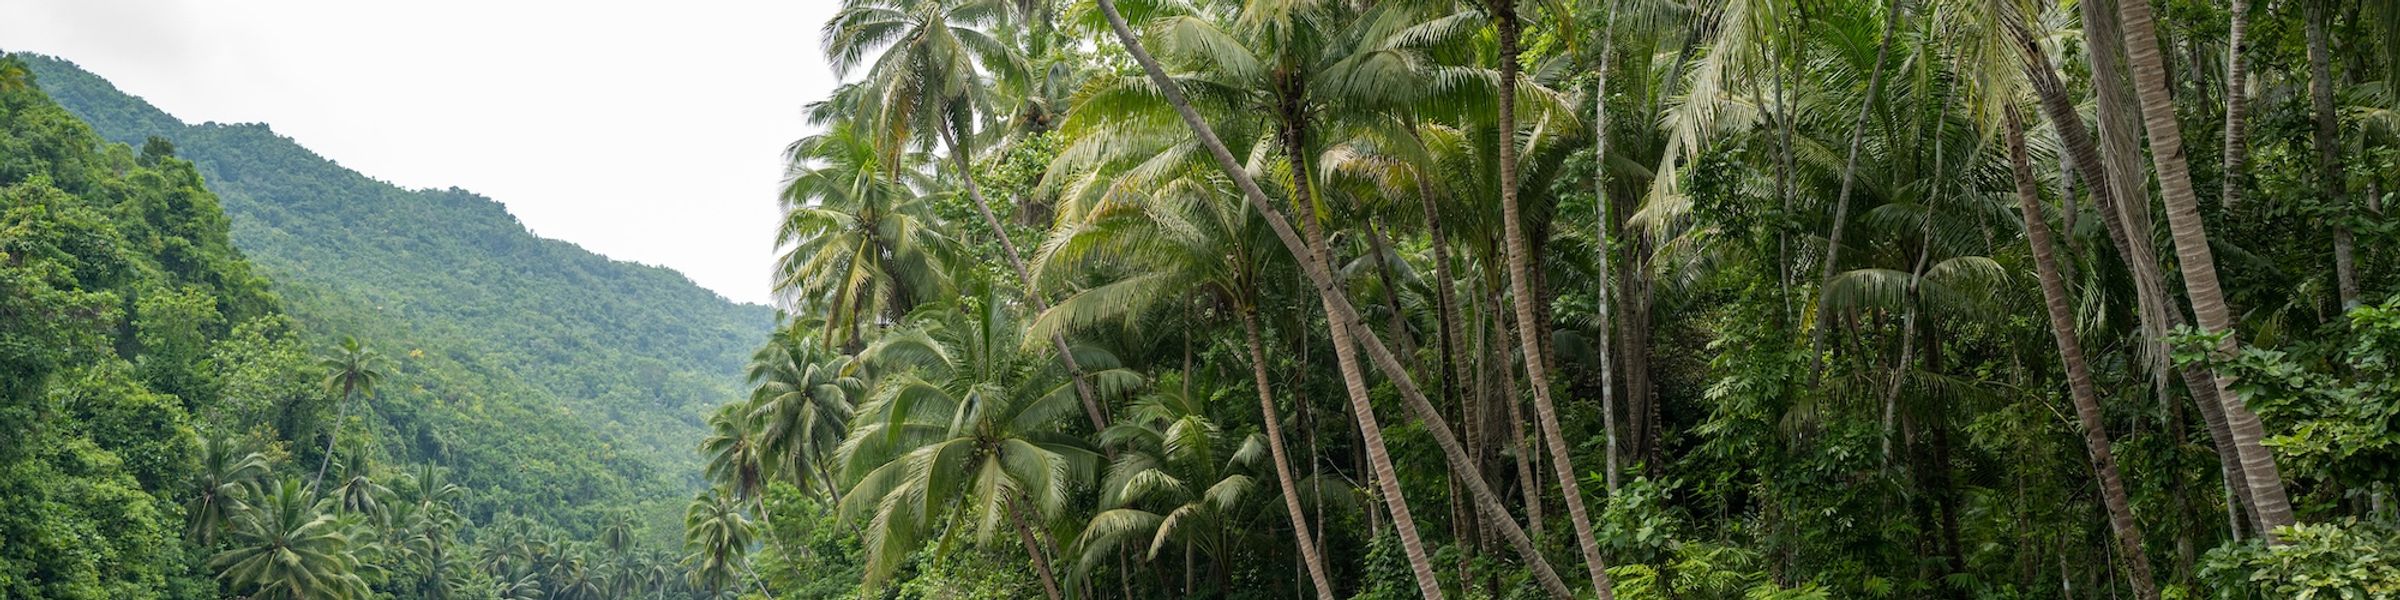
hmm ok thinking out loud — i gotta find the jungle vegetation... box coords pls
[701,0,2400,598]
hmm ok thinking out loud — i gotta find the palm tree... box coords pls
[390,465,467,599]
[836,291,1129,597]
[700,403,772,509]
[2107,0,2297,539]
[823,0,1115,431]
[1032,130,1340,598]
[189,435,271,545]
[327,457,389,519]
[747,324,864,502]
[2220,0,2252,210]
[1487,1,1616,592]
[1082,0,1577,596]
[2003,106,2160,600]
[0,59,28,93]
[313,336,385,491]
[210,479,373,600]
[2305,0,2360,309]
[2008,4,2259,538]
[685,488,772,599]
[1806,0,1906,372]
[775,125,956,347]
[1072,373,1262,595]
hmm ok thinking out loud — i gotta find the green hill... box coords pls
[18,54,773,531]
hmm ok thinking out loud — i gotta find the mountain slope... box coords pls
[20,54,773,527]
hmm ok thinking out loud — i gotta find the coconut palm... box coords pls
[824,0,1121,431]
[189,435,271,545]
[747,323,865,502]
[1031,122,1343,597]
[210,479,373,600]
[834,289,1131,596]
[313,336,385,491]
[775,124,956,347]
[683,488,768,598]
[1074,373,1268,595]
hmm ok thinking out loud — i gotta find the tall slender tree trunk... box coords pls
[2108,0,2298,540]
[1240,303,1340,600]
[1494,287,1545,541]
[2306,0,2360,310]
[312,383,356,491]
[1091,3,1576,595]
[1490,6,1616,596]
[1279,101,1447,600]
[936,122,1109,431]
[2221,0,2252,210]
[2006,108,2162,600]
[1590,11,1623,495]
[2014,20,2259,536]
[1008,495,1066,600]
[1809,0,1905,374]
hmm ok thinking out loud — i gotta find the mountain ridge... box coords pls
[19,52,773,532]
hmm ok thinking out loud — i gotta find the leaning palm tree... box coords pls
[1031,125,1341,598]
[188,435,271,545]
[2105,0,2297,539]
[1482,1,1616,591]
[2002,106,2160,600]
[313,336,385,491]
[210,479,374,600]
[1080,1,1578,597]
[836,290,1133,598]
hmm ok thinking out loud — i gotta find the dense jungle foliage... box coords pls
[0,55,770,599]
[689,0,2400,599]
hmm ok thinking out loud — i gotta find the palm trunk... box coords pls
[2006,108,2161,600]
[1091,3,1574,595]
[1493,287,1544,541]
[2109,0,2298,540]
[1808,0,1905,374]
[1366,222,1419,363]
[1279,96,1447,600]
[2014,24,2258,536]
[1591,35,1623,495]
[1007,495,1066,600]
[1240,303,1340,600]
[935,122,1109,431]
[1491,7,1616,596]
[1418,153,1473,478]
[2221,0,2252,210]
[312,383,355,491]
[2306,0,2359,310]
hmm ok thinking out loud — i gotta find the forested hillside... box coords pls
[0,56,745,599]
[682,0,2400,599]
[18,55,775,525]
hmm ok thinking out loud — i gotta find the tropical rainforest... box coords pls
[6,0,2400,596]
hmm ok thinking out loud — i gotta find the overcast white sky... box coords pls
[0,0,843,305]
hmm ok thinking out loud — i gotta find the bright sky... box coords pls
[0,0,843,305]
